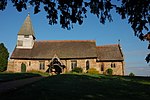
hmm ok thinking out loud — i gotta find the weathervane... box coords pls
[118,39,120,45]
[27,5,31,15]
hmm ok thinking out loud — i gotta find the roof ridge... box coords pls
[36,40,96,43]
[97,44,119,48]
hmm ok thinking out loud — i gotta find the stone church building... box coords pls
[7,14,125,75]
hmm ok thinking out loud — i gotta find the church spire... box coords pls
[16,14,35,49]
[18,14,35,36]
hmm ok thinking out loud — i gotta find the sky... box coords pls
[0,1,150,76]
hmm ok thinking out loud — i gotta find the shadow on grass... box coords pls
[0,73,41,82]
[1,74,150,100]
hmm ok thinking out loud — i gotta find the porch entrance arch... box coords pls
[52,58,62,74]
[47,55,65,74]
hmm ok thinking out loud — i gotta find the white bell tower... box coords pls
[16,14,35,49]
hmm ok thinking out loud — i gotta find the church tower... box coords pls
[16,14,35,49]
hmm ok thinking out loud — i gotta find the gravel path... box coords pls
[0,76,44,94]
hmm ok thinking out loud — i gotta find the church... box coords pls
[7,14,125,75]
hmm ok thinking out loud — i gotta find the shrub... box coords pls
[129,72,135,77]
[87,68,99,74]
[72,67,83,73]
[106,68,113,75]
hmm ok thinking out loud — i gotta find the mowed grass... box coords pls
[1,74,150,100]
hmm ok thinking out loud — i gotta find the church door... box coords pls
[21,63,26,72]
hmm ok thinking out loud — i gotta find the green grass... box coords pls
[27,70,50,77]
[1,74,150,100]
[0,72,41,82]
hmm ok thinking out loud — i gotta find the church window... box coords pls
[29,61,31,66]
[24,35,29,38]
[111,62,116,68]
[86,60,90,70]
[39,61,45,70]
[17,40,23,46]
[71,60,77,70]
[101,63,104,71]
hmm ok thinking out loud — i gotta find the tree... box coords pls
[0,0,150,62]
[0,43,9,72]
[129,72,135,77]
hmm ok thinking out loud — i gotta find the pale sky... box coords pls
[0,1,150,76]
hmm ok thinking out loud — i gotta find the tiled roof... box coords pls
[11,40,97,59]
[96,44,124,61]
[18,14,35,36]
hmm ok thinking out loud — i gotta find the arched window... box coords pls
[111,62,116,68]
[86,60,90,70]
[29,61,31,66]
[101,63,104,71]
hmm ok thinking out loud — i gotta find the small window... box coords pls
[111,63,116,68]
[39,61,45,70]
[24,35,29,38]
[29,61,31,66]
[101,63,104,71]
[71,60,77,70]
[86,60,90,70]
[17,40,23,46]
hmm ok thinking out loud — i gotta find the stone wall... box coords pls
[7,59,15,72]
[63,59,97,73]
[7,59,124,75]
[96,61,124,75]
[7,59,48,72]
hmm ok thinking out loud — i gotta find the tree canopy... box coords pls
[0,43,9,72]
[0,0,150,62]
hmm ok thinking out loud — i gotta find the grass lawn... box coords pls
[1,74,150,100]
